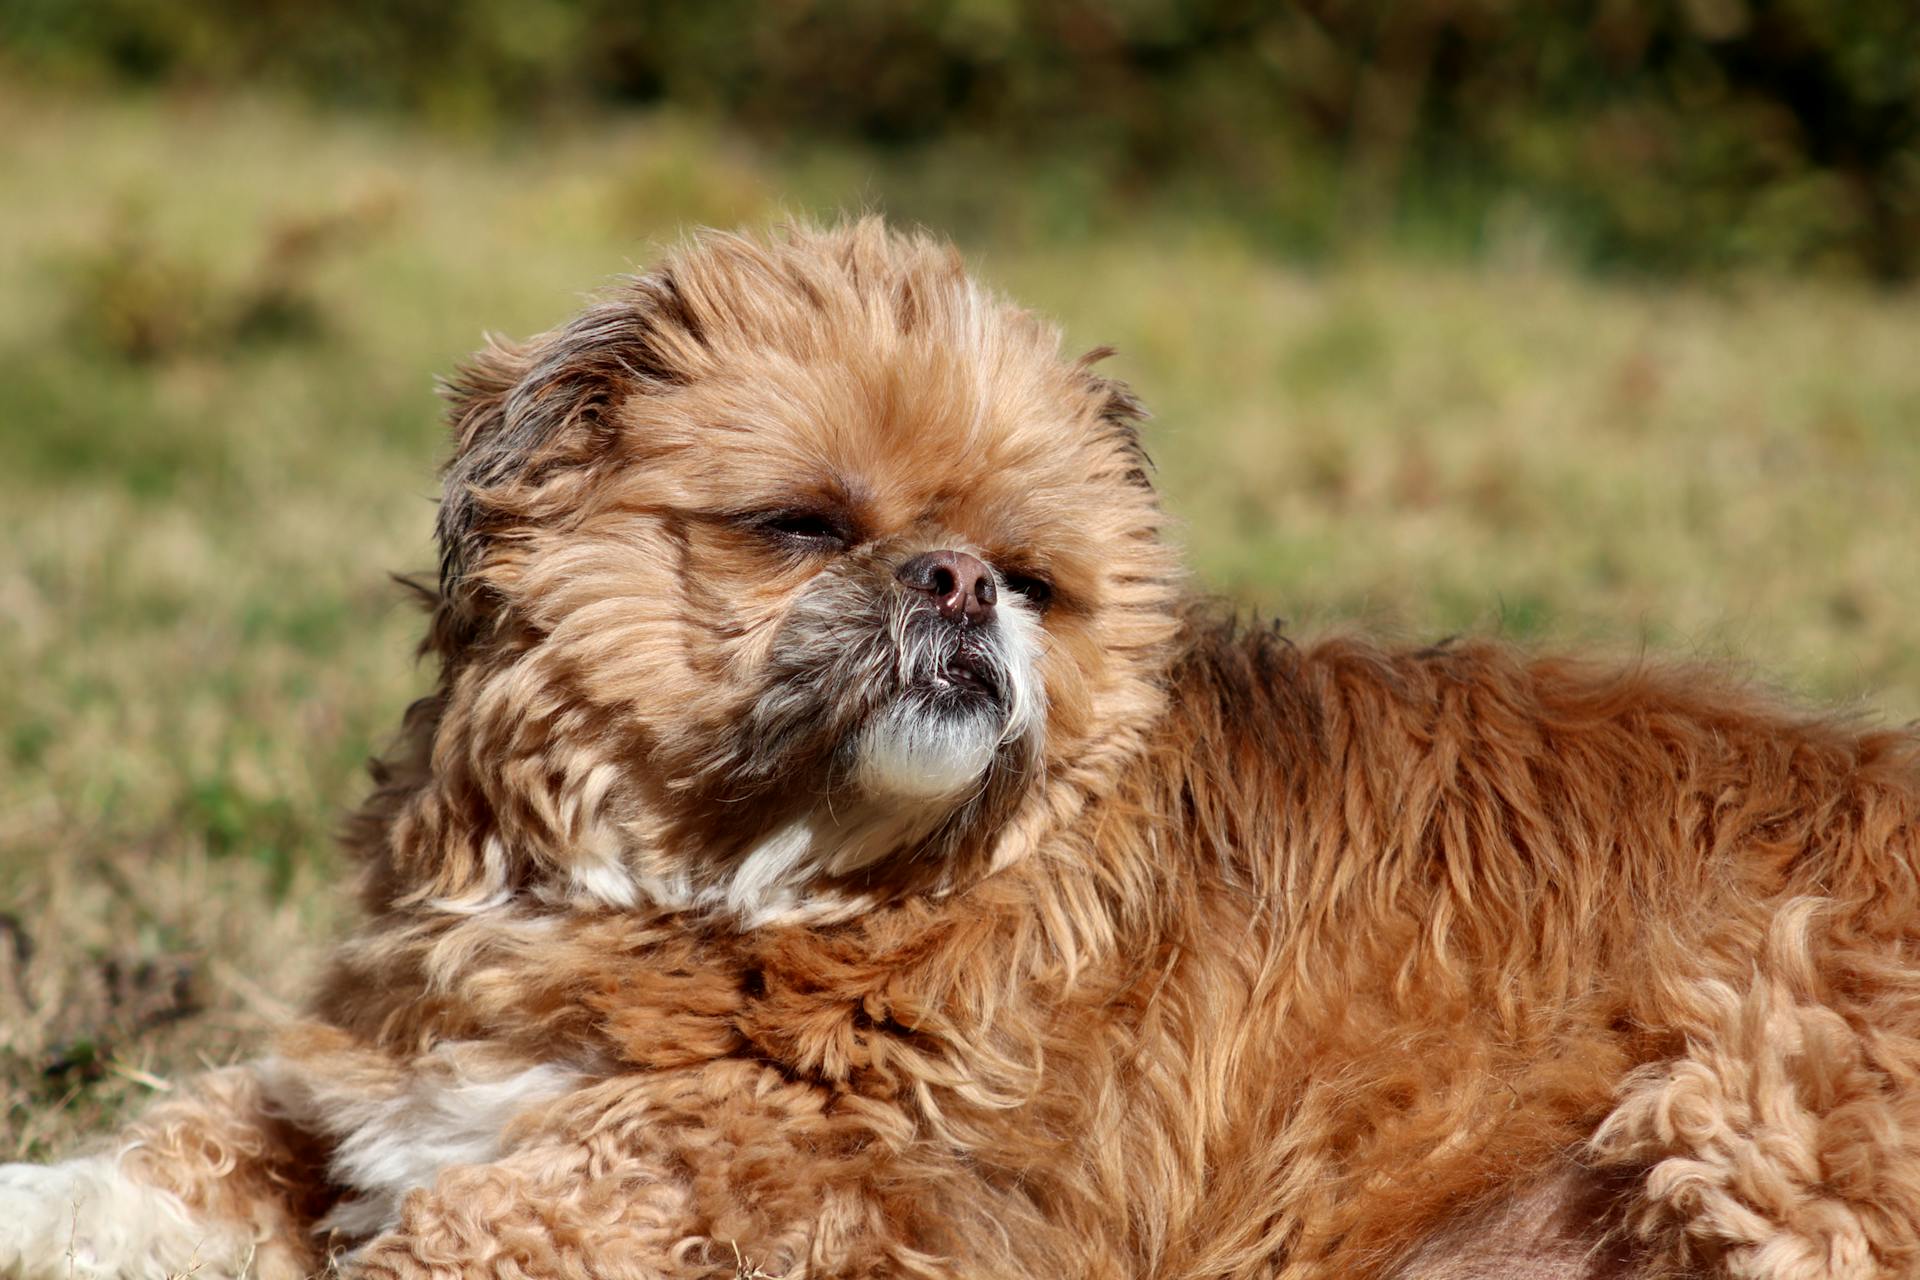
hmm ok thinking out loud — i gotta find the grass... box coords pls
[4,82,1919,1160]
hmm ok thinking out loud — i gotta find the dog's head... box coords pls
[402,221,1179,923]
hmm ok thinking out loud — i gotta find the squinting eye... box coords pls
[1002,571,1054,611]
[755,510,849,550]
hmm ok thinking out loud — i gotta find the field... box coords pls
[4,84,1920,1159]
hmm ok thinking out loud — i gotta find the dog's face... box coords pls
[413,223,1179,923]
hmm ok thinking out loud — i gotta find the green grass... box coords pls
[4,83,1919,1158]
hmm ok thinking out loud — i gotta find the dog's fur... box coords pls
[5,221,1920,1280]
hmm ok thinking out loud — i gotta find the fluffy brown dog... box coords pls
[4,221,1919,1280]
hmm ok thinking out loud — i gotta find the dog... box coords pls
[4,220,1919,1279]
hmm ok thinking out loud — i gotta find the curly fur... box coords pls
[4,220,1919,1280]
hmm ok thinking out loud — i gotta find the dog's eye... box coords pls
[754,510,849,551]
[1002,571,1054,611]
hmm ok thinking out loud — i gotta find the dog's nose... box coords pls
[895,550,997,626]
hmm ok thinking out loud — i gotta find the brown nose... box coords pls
[895,550,997,626]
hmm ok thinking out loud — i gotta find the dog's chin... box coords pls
[851,689,1007,802]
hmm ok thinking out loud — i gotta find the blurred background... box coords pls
[3,1,1918,1154]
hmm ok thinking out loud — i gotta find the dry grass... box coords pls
[4,84,1918,1160]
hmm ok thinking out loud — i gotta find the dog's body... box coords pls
[5,222,1918,1280]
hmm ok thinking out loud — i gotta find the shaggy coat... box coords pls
[3,222,1918,1280]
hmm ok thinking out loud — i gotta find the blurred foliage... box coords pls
[3,0,1918,277]
[56,195,393,361]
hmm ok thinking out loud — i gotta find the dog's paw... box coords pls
[0,1160,95,1279]
[0,1157,244,1280]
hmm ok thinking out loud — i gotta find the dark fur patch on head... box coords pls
[1078,346,1154,488]
[434,273,706,640]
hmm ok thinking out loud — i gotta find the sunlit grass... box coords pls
[4,84,1918,1156]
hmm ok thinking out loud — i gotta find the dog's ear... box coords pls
[1077,345,1154,490]
[433,277,707,644]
